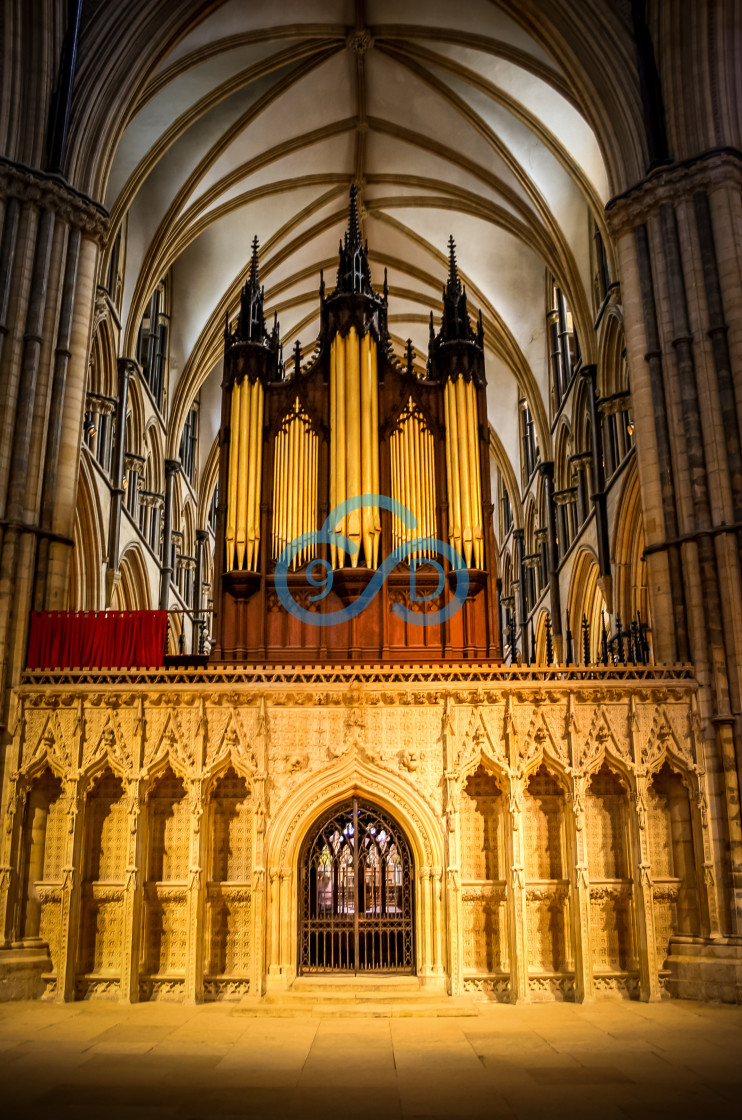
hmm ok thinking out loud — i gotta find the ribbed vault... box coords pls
[49,0,652,508]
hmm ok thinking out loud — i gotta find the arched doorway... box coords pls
[298,797,415,975]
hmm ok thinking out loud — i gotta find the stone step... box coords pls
[292,974,423,994]
[234,975,479,1017]
[233,995,480,1019]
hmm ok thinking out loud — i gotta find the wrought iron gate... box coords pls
[298,798,415,973]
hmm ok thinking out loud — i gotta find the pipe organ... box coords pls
[214,190,499,662]
[444,376,483,569]
[390,399,437,561]
[272,399,319,569]
[329,327,380,569]
[226,375,264,573]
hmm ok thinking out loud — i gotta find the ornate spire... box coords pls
[427,236,484,383]
[227,235,282,378]
[335,184,375,297]
[437,236,476,344]
[447,235,460,295]
[237,235,269,343]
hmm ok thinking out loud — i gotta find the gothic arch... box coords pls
[70,455,106,611]
[198,436,219,530]
[112,544,152,611]
[567,547,607,663]
[263,754,446,982]
[266,756,445,875]
[612,459,649,629]
[88,317,116,399]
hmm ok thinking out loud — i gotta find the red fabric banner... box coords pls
[26,611,168,669]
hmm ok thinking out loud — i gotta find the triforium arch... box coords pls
[263,760,446,991]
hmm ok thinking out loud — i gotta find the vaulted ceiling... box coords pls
[105,0,613,481]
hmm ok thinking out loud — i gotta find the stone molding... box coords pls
[606,147,742,238]
[0,157,109,244]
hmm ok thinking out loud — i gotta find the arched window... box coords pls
[547,277,580,412]
[519,398,539,484]
[136,275,170,411]
[179,402,199,486]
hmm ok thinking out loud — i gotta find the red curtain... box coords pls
[26,611,168,669]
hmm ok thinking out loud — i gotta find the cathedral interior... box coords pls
[1,0,742,1041]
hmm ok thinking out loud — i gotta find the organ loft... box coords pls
[215,187,497,663]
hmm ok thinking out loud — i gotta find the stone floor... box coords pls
[0,998,740,1119]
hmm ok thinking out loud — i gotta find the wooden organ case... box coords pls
[213,189,500,663]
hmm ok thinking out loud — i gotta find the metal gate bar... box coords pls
[299,797,414,974]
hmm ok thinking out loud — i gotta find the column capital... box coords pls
[195,528,209,544]
[117,357,139,380]
[165,459,181,479]
[605,147,742,239]
[0,156,110,243]
[537,459,554,481]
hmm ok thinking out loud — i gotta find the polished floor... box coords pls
[0,997,740,1119]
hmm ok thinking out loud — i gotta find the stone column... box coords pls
[431,867,443,975]
[419,866,431,976]
[505,775,529,1002]
[539,462,562,655]
[0,777,27,947]
[630,774,661,1001]
[581,365,612,602]
[278,867,290,979]
[566,764,593,1002]
[120,779,143,1002]
[184,781,204,1003]
[193,528,209,652]
[54,778,84,1002]
[159,459,180,610]
[106,358,135,604]
[607,150,742,939]
[268,868,281,978]
[513,528,526,659]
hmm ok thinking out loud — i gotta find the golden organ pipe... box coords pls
[335,335,346,557]
[346,327,361,564]
[391,431,399,551]
[412,414,421,559]
[370,338,380,568]
[445,382,462,556]
[403,415,412,547]
[455,375,473,567]
[226,381,240,569]
[329,340,337,568]
[309,429,317,563]
[466,380,483,568]
[235,376,250,570]
[422,422,430,556]
[255,385,264,573]
[287,411,296,568]
[302,419,310,565]
[275,427,281,558]
[280,425,288,559]
[361,332,373,566]
[428,429,435,556]
[245,380,257,571]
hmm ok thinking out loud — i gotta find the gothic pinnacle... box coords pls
[347,182,361,248]
[248,235,260,289]
[447,235,460,292]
